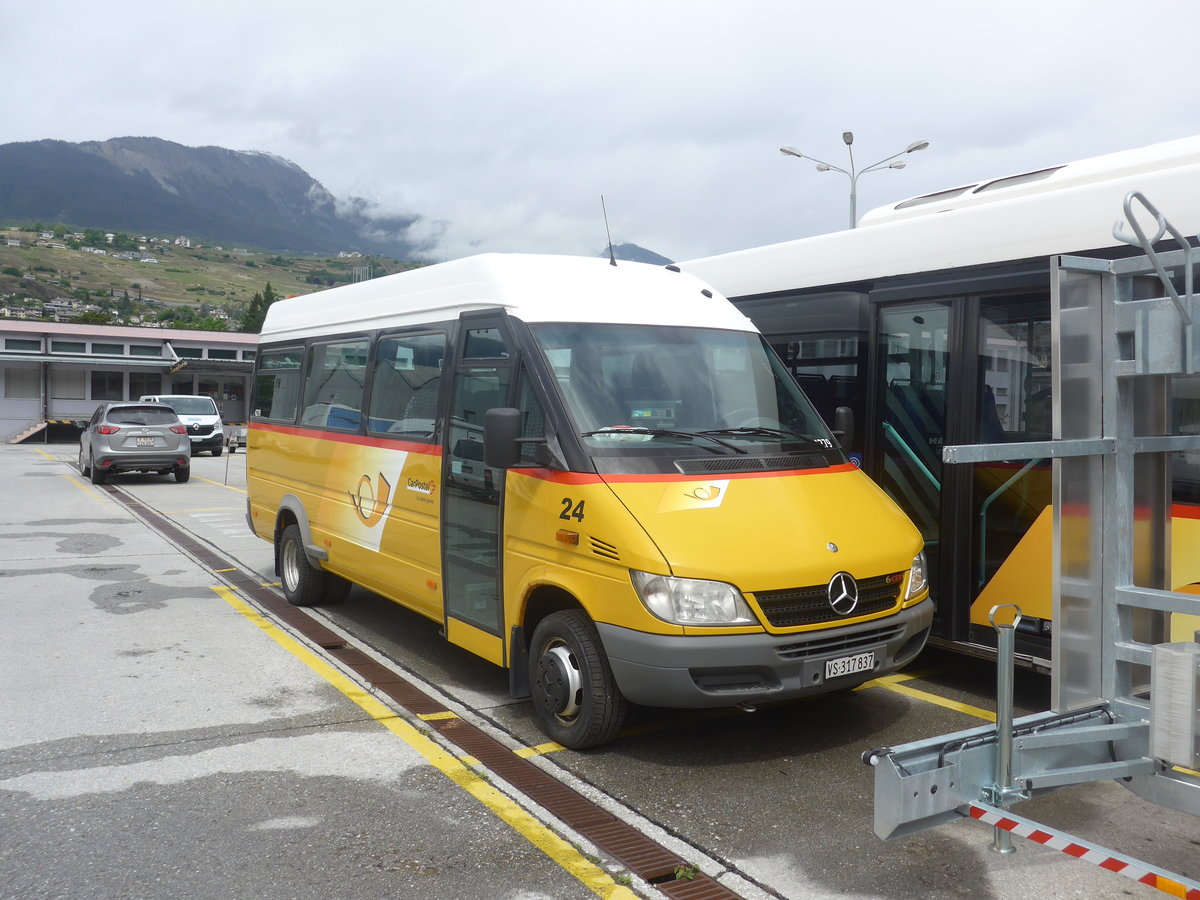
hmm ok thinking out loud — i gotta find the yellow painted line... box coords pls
[870,679,996,722]
[160,507,240,513]
[418,711,459,722]
[196,475,247,494]
[35,448,59,460]
[59,473,111,505]
[213,568,238,574]
[212,585,638,899]
[517,742,567,759]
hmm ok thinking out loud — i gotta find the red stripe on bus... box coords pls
[250,422,443,456]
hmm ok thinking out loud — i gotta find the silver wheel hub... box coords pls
[281,541,300,591]
[535,643,582,721]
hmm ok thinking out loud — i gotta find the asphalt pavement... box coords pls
[0,445,645,900]
[3,443,1198,900]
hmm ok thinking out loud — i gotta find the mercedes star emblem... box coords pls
[827,571,859,616]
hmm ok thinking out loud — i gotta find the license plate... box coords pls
[825,651,875,680]
[136,436,155,447]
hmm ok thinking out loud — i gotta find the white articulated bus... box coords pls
[246,253,930,747]
[682,136,1200,670]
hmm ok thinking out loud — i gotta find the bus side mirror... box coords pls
[484,407,523,469]
[832,406,854,449]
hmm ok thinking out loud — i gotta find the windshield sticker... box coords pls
[657,480,730,513]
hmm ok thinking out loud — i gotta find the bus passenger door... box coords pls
[441,317,513,665]
[875,302,953,617]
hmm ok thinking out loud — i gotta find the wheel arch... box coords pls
[272,495,323,577]
[508,582,586,700]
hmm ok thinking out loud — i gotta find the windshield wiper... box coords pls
[699,427,834,449]
[582,427,747,455]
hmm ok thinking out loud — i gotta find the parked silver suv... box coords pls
[78,401,192,484]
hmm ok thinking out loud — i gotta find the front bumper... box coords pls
[188,432,224,450]
[598,597,934,708]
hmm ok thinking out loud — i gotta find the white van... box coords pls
[139,394,226,456]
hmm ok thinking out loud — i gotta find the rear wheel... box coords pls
[528,610,627,749]
[89,462,107,485]
[279,523,350,606]
[78,447,90,477]
[174,467,190,483]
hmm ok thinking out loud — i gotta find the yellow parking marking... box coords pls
[868,678,996,722]
[212,585,637,900]
[516,742,566,759]
[196,475,247,494]
[59,473,111,505]
[418,711,459,722]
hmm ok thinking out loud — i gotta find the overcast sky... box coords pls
[7,1,1200,262]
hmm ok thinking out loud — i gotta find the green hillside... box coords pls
[0,224,422,329]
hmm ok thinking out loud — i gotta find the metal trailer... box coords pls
[865,192,1200,882]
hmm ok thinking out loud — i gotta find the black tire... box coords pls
[174,467,191,483]
[528,610,627,749]
[212,446,223,457]
[228,444,238,454]
[78,447,90,477]
[90,462,107,485]
[279,523,349,606]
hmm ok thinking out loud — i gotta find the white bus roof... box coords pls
[260,253,755,343]
[682,136,1200,299]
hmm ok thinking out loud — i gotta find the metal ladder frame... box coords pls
[865,192,1200,845]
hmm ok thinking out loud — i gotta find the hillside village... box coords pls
[0,224,412,331]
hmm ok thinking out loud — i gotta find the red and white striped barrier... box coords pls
[968,802,1200,899]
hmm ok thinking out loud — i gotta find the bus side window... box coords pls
[253,348,303,421]
[368,332,446,438]
[302,339,369,431]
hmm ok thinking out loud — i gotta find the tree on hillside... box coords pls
[241,282,280,333]
[76,310,113,325]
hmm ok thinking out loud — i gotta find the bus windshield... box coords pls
[529,323,837,453]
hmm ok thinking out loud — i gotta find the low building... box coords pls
[1,321,257,442]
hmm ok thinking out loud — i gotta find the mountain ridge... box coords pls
[0,137,426,257]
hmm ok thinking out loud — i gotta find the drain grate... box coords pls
[105,481,747,899]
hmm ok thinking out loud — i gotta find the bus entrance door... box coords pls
[441,318,514,665]
[877,302,951,611]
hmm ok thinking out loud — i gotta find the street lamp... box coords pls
[780,132,930,229]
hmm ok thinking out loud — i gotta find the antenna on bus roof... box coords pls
[601,195,617,266]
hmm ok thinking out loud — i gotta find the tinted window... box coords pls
[108,406,179,426]
[367,332,446,438]
[302,339,369,430]
[253,348,303,421]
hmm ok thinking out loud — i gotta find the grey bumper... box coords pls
[597,597,934,709]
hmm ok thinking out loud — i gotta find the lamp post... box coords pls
[780,132,930,229]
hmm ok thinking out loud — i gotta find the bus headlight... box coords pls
[905,550,929,601]
[630,570,758,626]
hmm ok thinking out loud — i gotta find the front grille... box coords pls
[188,424,215,436]
[753,572,903,628]
[775,622,907,660]
[675,453,828,475]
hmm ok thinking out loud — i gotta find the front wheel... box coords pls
[279,523,350,607]
[528,610,627,749]
[212,445,223,457]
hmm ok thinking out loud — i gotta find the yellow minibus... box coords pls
[246,253,931,747]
